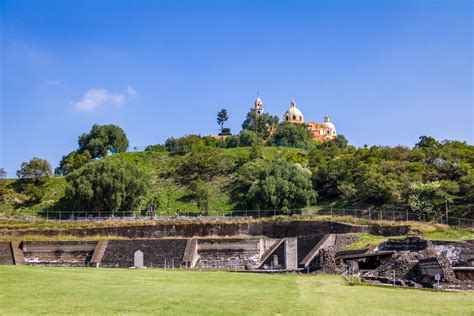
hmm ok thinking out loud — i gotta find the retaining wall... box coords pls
[0,221,410,239]
[100,239,188,268]
[22,241,96,266]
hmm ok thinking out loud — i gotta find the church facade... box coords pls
[255,96,337,142]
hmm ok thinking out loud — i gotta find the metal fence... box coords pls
[35,208,474,228]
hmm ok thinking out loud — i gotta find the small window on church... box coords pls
[293,115,296,120]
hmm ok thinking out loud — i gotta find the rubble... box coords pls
[337,237,474,290]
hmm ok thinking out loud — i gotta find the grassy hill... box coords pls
[0,147,310,218]
[1,140,472,220]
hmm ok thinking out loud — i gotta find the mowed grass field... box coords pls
[0,266,472,315]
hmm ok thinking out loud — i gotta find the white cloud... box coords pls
[47,80,61,85]
[72,86,136,112]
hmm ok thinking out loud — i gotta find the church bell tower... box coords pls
[254,96,263,116]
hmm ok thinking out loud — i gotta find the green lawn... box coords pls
[0,266,472,315]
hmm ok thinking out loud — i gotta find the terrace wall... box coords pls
[1,221,410,239]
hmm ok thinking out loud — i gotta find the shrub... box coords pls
[238,159,316,210]
[65,159,150,213]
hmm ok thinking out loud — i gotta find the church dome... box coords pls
[286,106,303,117]
[322,121,335,130]
[322,115,335,130]
[284,99,304,123]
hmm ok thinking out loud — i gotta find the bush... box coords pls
[189,179,211,213]
[165,135,206,153]
[238,159,316,210]
[65,159,150,213]
[145,144,167,152]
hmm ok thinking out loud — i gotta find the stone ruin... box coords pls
[0,231,472,291]
[335,237,474,290]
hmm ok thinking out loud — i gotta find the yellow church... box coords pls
[254,96,337,142]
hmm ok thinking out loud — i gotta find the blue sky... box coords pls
[1,0,472,177]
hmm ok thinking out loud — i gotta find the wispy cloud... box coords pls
[47,80,61,85]
[72,86,136,112]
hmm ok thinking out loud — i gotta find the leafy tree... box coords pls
[239,130,260,147]
[268,122,312,148]
[145,144,167,152]
[189,179,211,214]
[217,109,229,135]
[241,109,279,139]
[225,135,241,148]
[165,135,206,154]
[65,159,150,213]
[55,150,92,176]
[408,181,441,215]
[16,158,52,183]
[238,159,316,210]
[0,168,6,179]
[220,127,232,136]
[415,136,440,149]
[78,124,129,158]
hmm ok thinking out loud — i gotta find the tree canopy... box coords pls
[78,124,129,158]
[241,109,279,140]
[16,158,52,182]
[217,109,229,135]
[65,159,150,213]
[267,122,313,148]
[238,159,316,210]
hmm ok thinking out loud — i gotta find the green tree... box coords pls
[239,130,260,147]
[220,127,232,136]
[238,159,316,210]
[0,168,6,179]
[78,124,129,158]
[65,159,150,213]
[145,144,167,152]
[190,179,211,214]
[408,181,441,215]
[165,135,206,153]
[268,122,312,148]
[16,158,53,183]
[55,150,92,176]
[241,109,279,140]
[415,136,440,149]
[217,109,229,135]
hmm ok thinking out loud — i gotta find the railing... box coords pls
[34,208,474,228]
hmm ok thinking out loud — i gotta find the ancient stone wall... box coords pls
[22,241,97,266]
[0,242,13,265]
[196,239,261,269]
[1,221,410,239]
[100,239,188,268]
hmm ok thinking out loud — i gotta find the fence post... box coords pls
[392,211,395,221]
[406,210,408,221]
[368,209,371,220]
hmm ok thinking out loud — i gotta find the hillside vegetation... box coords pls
[1,136,473,219]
